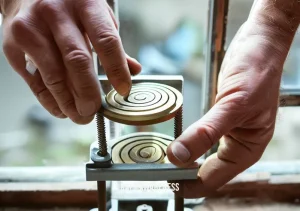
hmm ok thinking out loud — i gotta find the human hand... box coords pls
[1,0,141,124]
[167,0,300,197]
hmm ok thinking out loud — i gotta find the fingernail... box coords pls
[118,82,131,96]
[130,69,141,76]
[130,57,139,63]
[53,107,64,117]
[131,70,138,76]
[127,55,140,63]
[171,142,190,163]
[78,101,97,117]
[58,113,67,118]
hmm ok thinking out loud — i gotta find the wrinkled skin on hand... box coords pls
[2,0,141,124]
[167,1,299,198]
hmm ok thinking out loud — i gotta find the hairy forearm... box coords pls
[249,0,299,47]
[245,0,299,70]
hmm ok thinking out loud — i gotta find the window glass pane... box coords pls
[118,0,207,137]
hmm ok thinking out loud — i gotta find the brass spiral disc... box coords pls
[111,132,172,164]
[101,82,183,125]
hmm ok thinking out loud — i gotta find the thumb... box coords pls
[167,101,241,167]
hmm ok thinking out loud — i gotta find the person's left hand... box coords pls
[166,0,299,197]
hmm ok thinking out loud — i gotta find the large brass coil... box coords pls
[111,132,172,164]
[101,82,183,125]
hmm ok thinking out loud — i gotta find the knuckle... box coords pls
[244,148,263,167]
[35,87,49,101]
[29,80,46,97]
[73,84,95,99]
[36,0,60,16]
[43,74,65,94]
[59,100,83,122]
[195,125,221,148]
[94,32,120,56]
[105,62,127,79]
[219,91,251,112]
[11,17,31,42]
[75,0,91,8]
[65,50,91,72]
[69,111,94,125]
[76,0,100,17]
[60,100,74,112]
[78,0,96,9]
[232,91,251,107]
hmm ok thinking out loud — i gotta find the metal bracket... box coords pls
[86,162,199,181]
[88,75,195,211]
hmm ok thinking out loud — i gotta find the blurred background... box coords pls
[0,0,299,166]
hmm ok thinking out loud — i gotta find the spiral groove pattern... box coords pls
[111,132,173,164]
[102,82,183,125]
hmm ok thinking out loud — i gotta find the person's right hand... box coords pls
[2,0,141,124]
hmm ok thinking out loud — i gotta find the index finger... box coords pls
[77,0,131,96]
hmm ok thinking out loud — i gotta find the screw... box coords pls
[96,112,108,156]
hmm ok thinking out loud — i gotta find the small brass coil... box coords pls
[101,82,183,125]
[111,132,173,164]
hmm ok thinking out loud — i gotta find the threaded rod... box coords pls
[174,106,184,211]
[174,106,183,139]
[97,181,106,211]
[96,112,107,156]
